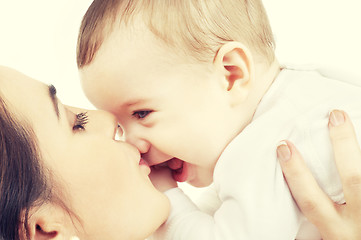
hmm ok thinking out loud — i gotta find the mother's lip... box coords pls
[139,158,151,175]
[139,158,149,167]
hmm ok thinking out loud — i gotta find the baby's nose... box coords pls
[125,134,150,154]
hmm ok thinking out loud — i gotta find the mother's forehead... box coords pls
[0,66,44,91]
[0,66,26,85]
[0,65,18,83]
[0,66,51,120]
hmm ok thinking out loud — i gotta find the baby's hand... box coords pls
[149,166,177,192]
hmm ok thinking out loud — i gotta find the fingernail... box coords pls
[277,141,291,162]
[329,110,345,127]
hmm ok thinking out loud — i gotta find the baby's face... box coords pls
[80,27,237,187]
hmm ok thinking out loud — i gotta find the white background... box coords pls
[1,0,361,199]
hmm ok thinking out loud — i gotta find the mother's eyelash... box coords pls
[73,112,89,131]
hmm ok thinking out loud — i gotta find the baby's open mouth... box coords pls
[154,158,188,182]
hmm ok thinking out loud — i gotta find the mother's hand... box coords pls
[277,110,361,240]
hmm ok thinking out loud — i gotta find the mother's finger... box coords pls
[329,110,361,213]
[277,141,338,226]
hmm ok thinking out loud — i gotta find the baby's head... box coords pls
[78,0,277,187]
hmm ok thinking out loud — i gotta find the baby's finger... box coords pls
[329,110,361,213]
[277,140,338,226]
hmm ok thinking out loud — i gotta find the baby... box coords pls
[76,0,361,239]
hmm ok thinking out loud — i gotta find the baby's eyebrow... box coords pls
[124,99,147,107]
[48,84,60,120]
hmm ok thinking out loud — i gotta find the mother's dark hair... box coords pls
[0,93,52,239]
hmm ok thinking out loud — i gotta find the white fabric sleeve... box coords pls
[194,183,221,216]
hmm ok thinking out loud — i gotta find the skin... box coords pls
[0,66,169,240]
[278,110,361,240]
[80,22,280,188]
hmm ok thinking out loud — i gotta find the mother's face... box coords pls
[0,67,169,239]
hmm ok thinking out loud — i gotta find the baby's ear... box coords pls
[214,42,254,104]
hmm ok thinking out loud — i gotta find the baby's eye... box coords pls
[132,110,152,119]
[73,112,89,131]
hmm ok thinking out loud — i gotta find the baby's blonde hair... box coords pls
[77,0,275,68]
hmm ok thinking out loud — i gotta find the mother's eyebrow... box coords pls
[48,84,59,120]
